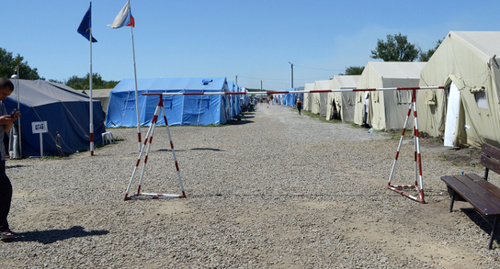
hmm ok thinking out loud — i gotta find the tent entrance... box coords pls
[444,82,460,147]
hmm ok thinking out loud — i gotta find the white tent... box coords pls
[312,80,332,117]
[418,31,500,148]
[354,62,426,130]
[326,75,360,122]
[303,83,315,112]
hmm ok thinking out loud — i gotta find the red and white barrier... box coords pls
[124,94,186,200]
[132,86,443,203]
[387,89,425,203]
[142,86,444,96]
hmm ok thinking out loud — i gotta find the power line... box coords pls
[293,64,336,71]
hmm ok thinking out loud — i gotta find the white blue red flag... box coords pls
[108,1,135,28]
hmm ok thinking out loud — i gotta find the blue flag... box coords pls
[77,3,98,42]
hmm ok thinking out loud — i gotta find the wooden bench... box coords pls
[441,143,500,249]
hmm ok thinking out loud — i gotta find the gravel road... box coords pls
[1,103,499,268]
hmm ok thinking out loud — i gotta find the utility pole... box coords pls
[288,62,294,88]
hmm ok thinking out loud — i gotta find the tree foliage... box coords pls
[341,66,364,75]
[419,39,443,62]
[66,73,119,90]
[0,47,42,79]
[371,33,419,62]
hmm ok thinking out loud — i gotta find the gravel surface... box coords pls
[1,103,499,268]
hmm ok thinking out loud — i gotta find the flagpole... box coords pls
[130,26,141,152]
[108,0,139,151]
[89,1,95,156]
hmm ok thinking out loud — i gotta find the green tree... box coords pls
[0,47,42,79]
[341,66,364,75]
[66,73,119,90]
[419,39,443,62]
[371,33,419,62]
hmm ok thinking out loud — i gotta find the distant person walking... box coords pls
[0,78,21,240]
[296,98,303,115]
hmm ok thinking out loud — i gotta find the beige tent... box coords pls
[82,88,112,115]
[418,31,500,148]
[312,80,332,117]
[354,62,426,131]
[326,75,360,122]
[303,83,315,112]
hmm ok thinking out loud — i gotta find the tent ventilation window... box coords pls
[471,86,488,110]
[198,98,210,109]
[474,91,488,110]
[162,96,173,109]
[202,79,213,85]
[396,90,411,104]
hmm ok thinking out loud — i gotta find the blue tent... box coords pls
[228,81,243,119]
[106,77,231,127]
[4,79,106,157]
[284,87,303,106]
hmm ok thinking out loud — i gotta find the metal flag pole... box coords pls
[89,0,95,156]
[107,0,140,151]
[130,25,141,152]
[10,69,22,158]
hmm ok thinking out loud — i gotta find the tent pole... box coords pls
[130,27,141,152]
[15,65,22,157]
[89,2,94,156]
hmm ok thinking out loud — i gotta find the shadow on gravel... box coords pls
[460,208,500,247]
[228,113,255,125]
[191,148,222,152]
[157,149,186,152]
[6,165,30,169]
[156,148,224,152]
[11,226,109,244]
[229,119,254,125]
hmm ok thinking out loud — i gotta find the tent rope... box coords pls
[30,107,73,152]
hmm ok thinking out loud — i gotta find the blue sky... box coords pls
[2,0,499,90]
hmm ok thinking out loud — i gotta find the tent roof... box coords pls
[84,88,112,98]
[450,31,500,62]
[112,77,228,93]
[332,75,360,89]
[304,83,315,90]
[8,79,91,106]
[420,31,500,88]
[366,62,426,79]
[314,80,333,90]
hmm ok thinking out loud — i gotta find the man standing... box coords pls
[0,78,21,240]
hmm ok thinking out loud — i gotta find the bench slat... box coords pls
[482,143,500,160]
[441,175,500,216]
[477,180,500,204]
[481,155,500,175]
[468,173,500,202]
[481,143,500,175]
[458,175,500,214]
